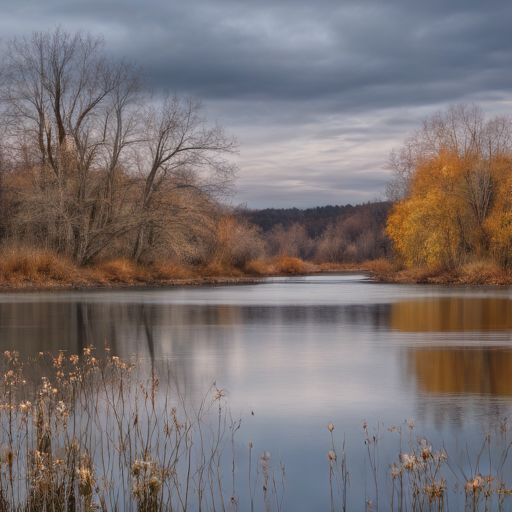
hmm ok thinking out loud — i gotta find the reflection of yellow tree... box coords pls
[386,105,512,269]
[390,299,512,332]
[409,348,512,396]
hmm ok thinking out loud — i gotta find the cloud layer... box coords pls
[2,0,512,207]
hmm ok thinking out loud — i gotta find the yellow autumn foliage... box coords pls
[387,152,470,267]
[387,111,512,270]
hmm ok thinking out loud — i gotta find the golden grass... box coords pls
[363,258,397,275]
[0,246,81,285]
[457,260,510,285]
[149,260,194,280]
[90,258,151,283]
[373,260,512,285]
[243,258,273,275]
[7,244,508,288]
[270,256,314,275]
[198,262,245,277]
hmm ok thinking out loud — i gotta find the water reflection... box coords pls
[408,347,512,395]
[1,279,512,511]
[391,298,512,331]
[0,300,394,361]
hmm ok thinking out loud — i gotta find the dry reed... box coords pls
[0,349,286,512]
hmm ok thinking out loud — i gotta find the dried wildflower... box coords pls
[19,401,32,411]
[327,422,334,432]
[425,479,446,501]
[260,451,271,462]
[466,475,485,493]
[77,467,94,496]
[419,438,433,461]
[401,453,417,471]
[328,450,336,461]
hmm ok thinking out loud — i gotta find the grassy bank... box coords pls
[3,246,511,289]
[368,259,512,286]
[0,247,370,290]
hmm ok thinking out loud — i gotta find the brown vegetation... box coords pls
[370,260,512,285]
[0,350,286,512]
[0,27,237,270]
[0,246,83,285]
[0,350,511,511]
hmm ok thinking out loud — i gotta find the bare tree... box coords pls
[131,94,237,261]
[0,27,238,265]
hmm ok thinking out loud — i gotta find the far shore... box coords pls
[0,261,376,293]
[0,257,512,293]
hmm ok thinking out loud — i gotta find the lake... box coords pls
[1,274,512,511]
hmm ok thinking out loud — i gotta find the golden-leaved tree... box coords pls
[386,104,512,269]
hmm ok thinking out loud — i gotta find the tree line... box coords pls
[244,201,392,263]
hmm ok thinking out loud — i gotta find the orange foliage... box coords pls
[387,150,512,269]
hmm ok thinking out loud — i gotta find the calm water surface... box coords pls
[1,274,512,510]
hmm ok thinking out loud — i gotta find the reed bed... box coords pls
[326,418,512,512]
[0,350,286,512]
[1,350,512,511]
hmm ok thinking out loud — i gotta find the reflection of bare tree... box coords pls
[136,305,155,380]
[76,303,92,357]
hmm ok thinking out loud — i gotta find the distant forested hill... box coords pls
[240,201,393,263]
[244,201,393,238]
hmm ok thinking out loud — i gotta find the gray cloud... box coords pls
[1,0,512,207]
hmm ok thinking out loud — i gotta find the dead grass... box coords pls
[198,262,245,277]
[8,245,508,289]
[243,258,274,275]
[270,256,314,275]
[150,260,194,280]
[457,260,511,285]
[373,260,512,285]
[363,258,397,275]
[0,246,82,285]
[90,258,152,283]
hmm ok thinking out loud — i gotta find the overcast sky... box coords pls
[2,0,512,208]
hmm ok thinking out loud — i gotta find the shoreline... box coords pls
[3,263,511,292]
[370,268,512,286]
[0,275,268,293]
[0,264,375,293]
